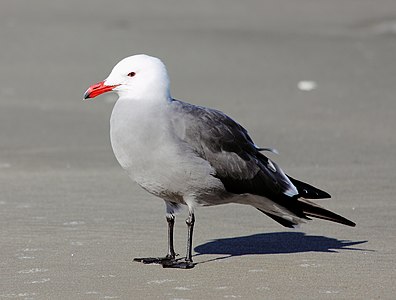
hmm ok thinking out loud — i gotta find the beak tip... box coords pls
[83,93,90,100]
[83,81,119,101]
[83,88,92,100]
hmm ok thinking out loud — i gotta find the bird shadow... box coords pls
[194,232,369,264]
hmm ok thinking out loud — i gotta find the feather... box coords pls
[170,99,355,228]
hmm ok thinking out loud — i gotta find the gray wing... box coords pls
[170,99,299,199]
[169,100,357,228]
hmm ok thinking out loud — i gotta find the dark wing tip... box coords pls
[298,199,356,227]
[343,219,356,227]
[287,175,331,199]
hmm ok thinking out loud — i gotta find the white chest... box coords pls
[109,99,218,201]
[110,99,171,173]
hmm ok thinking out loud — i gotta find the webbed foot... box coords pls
[133,255,175,265]
[161,259,195,269]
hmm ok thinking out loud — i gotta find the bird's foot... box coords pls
[133,255,175,265]
[134,256,194,269]
[161,259,195,269]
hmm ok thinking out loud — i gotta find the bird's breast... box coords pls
[109,99,222,202]
[110,100,169,173]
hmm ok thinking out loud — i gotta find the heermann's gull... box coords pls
[84,54,355,269]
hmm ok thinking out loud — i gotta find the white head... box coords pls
[84,54,171,101]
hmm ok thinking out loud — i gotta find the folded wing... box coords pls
[170,100,355,227]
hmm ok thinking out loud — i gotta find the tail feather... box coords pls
[287,175,331,199]
[255,198,356,228]
[251,193,355,228]
[297,198,356,227]
[257,209,301,228]
[240,174,356,228]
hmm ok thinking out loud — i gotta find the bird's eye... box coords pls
[127,72,136,77]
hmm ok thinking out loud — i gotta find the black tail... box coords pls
[257,209,305,228]
[288,175,355,226]
[297,198,356,227]
[287,175,331,199]
[256,175,356,227]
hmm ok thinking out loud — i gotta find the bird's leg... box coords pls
[133,214,177,264]
[185,211,195,263]
[162,211,195,269]
[166,214,176,259]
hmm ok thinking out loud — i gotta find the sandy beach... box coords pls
[1,1,395,298]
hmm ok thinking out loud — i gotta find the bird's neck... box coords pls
[109,94,172,174]
[111,94,171,131]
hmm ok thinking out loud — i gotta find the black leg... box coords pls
[162,211,195,269]
[133,214,177,265]
[166,214,176,259]
[185,212,195,263]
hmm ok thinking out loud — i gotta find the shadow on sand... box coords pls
[194,232,368,263]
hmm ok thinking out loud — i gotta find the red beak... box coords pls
[83,81,120,100]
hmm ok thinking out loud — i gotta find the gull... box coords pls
[84,54,355,269]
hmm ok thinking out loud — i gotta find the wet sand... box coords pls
[1,0,396,298]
